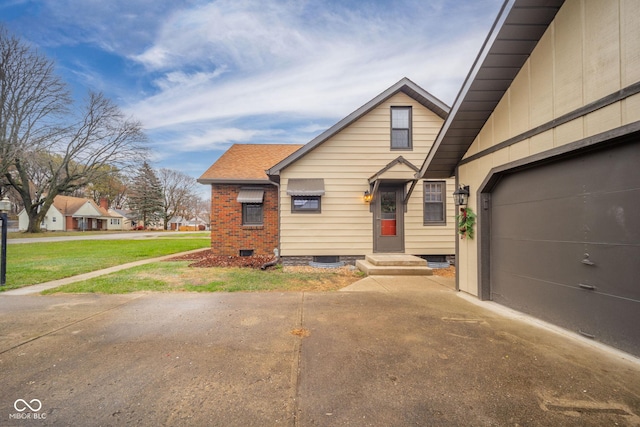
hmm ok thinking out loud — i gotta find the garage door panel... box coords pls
[581,244,640,299]
[584,189,640,244]
[492,168,585,208]
[491,272,593,330]
[491,272,640,356]
[491,196,584,242]
[492,238,582,289]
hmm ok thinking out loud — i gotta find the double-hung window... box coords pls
[423,181,446,225]
[242,203,263,225]
[391,106,412,150]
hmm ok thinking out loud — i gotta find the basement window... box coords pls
[239,249,254,257]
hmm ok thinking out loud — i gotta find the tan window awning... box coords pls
[237,188,264,203]
[286,179,325,196]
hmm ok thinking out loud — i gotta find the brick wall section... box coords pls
[209,184,279,256]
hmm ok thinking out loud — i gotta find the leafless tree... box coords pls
[0,27,147,232]
[0,26,68,186]
[158,168,197,230]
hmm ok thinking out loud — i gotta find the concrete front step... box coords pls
[365,253,428,267]
[356,256,433,276]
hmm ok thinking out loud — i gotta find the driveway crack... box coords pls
[0,295,144,355]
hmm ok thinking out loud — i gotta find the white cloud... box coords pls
[9,0,504,180]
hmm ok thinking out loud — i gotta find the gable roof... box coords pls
[418,0,565,179]
[53,195,112,217]
[198,144,303,184]
[368,156,419,184]
[266,77,450,178]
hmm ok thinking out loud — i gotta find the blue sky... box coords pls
[1,0,502,197]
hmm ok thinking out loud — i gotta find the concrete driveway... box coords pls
[1,278,639,426]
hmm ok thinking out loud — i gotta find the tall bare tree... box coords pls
[0,27,147,232]
[158,168,197,230]
[0,26,68,187]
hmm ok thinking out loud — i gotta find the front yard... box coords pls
[3,238,454,294]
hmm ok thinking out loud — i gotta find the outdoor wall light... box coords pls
[453,185,470,207]
[363,190,373,203]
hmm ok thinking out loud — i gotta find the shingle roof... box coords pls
[198,144,303,184]
[52,195,113,217]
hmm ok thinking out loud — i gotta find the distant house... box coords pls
[18,195,123,231]
[419,0,640,356]
[198,144,303,256]
[199,78,457,265]
[168,216,208,231]
[110,208,135,230]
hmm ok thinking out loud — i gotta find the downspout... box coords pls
[261,177,281,270]
[261,248,280,270]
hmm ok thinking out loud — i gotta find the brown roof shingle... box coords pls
[198,144,302,182]
[52,195,113,217]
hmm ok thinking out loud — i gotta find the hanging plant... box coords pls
[456,207,476,239]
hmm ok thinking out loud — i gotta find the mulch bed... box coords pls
[169,250,456,278]
[168,250,275,268]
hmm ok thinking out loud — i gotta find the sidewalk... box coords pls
[1,248,206,296]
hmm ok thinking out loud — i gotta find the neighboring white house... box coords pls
[18,195,124,231]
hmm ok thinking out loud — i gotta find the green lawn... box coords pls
[42,261,362,294]
[1,237,209,291]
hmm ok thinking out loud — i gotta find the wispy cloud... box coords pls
[5,0,503,179]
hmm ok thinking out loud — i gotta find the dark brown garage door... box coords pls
[490,140,640,356]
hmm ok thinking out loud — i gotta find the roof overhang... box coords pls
[418,0,565,179]
[197,178,272,185]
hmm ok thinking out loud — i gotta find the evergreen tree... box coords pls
[128,162,163,228]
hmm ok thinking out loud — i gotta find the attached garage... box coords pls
[418,0,640,356]
[486,138,640,356]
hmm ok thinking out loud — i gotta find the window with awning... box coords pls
[237,188,264,226]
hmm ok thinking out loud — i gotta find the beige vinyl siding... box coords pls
[279,92,454,256]
[457,0,640,295]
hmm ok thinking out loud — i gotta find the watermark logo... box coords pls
[14,399,42,412]
[9,399,46,420]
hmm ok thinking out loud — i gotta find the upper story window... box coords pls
[391,106,412,150]
[423,181,446,225]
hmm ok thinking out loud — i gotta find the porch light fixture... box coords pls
[453,185,470,207]
[0,196,10,286]
[363,190,373,203]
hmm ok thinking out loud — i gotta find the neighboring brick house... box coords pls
[198,144,302,256]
